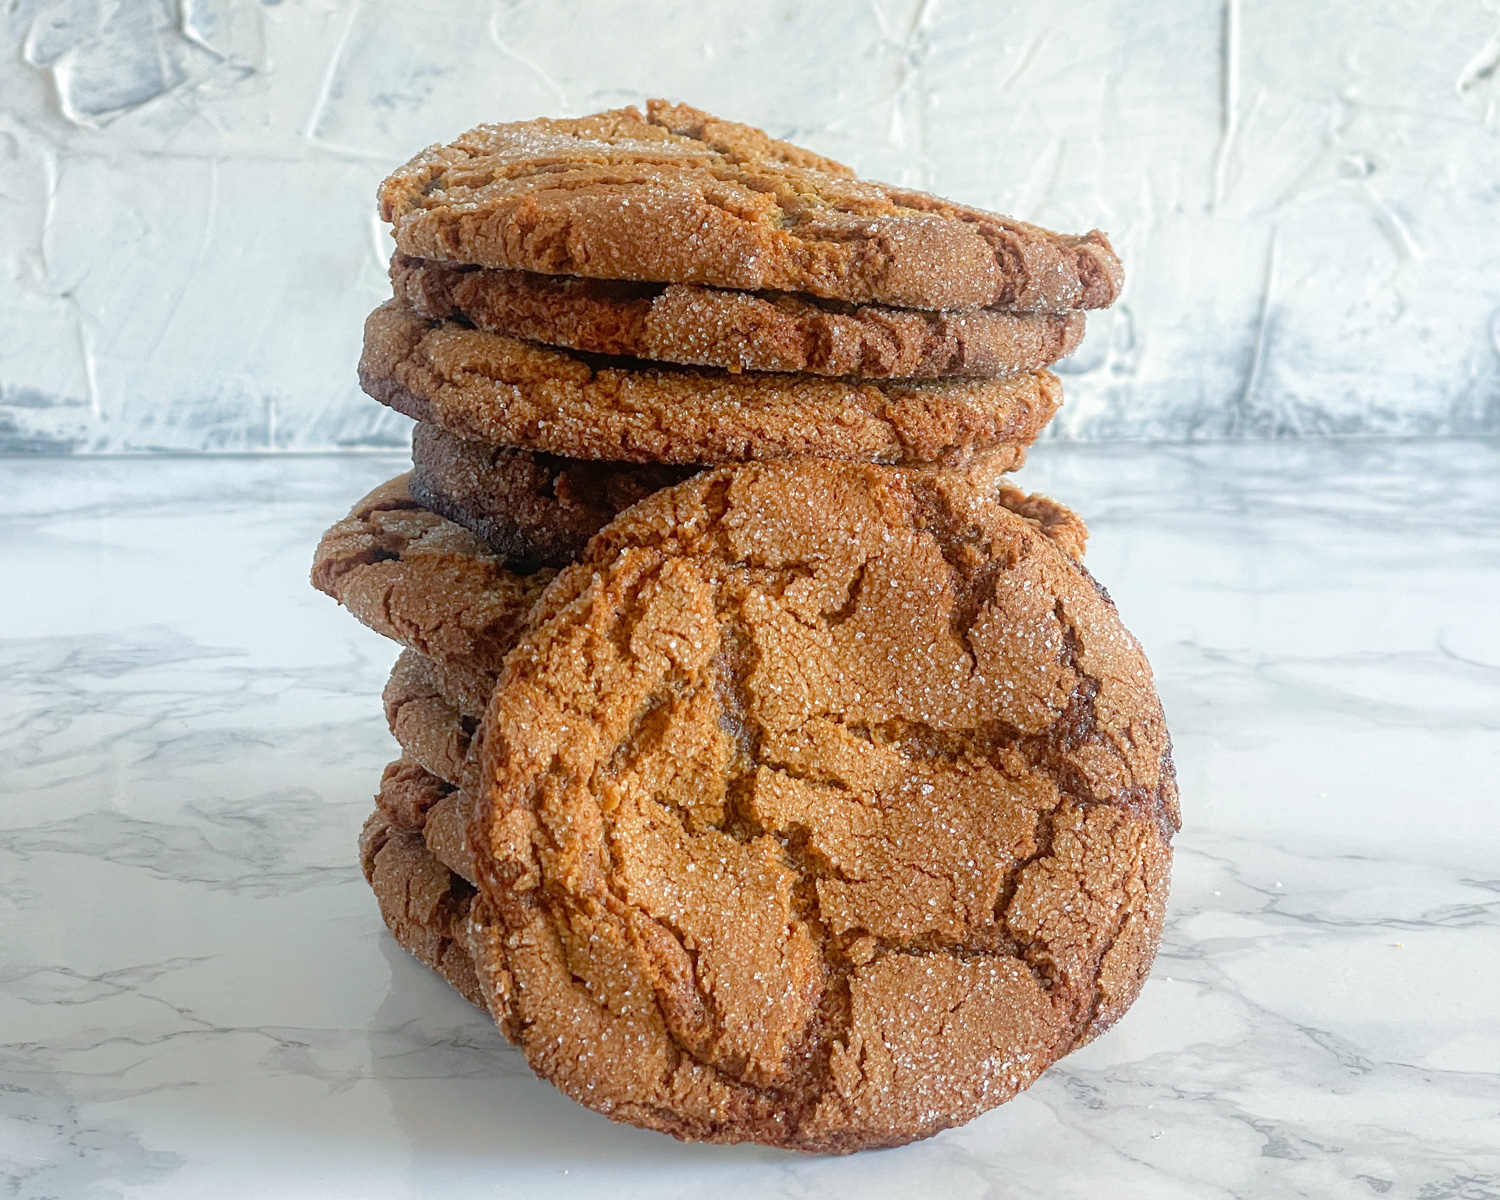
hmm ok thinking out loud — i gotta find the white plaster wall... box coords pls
[2,0,1497,453]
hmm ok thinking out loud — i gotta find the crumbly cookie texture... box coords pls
[469,460,1176,1152]
[409,423,696,568]
[309,475,554,673]
[392,256,1086,378]
[379,100,1121,313]
[362,301,1057,467]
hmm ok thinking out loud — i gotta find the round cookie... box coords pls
[361,302,1059,467]
[467,459,1176,1152]
[380,100,1122,313]
[310,474,555,673]
[392,255,1087,379]
[409,423,696,568]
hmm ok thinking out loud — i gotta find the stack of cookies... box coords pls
[311,101,1179,1154]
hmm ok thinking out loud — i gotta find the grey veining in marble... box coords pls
[2,440,1497,1197]
[2,0,1499,452]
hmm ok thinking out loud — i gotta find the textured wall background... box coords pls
[2,0,1498,454]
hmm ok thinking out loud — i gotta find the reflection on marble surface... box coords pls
[1,441,1498,1198]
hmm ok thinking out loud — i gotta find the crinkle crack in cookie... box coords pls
[372,756,456,835]
[392,256,1086,379]
[362,753,486,1003]
[309,475,554,673]
[409,423,696,568]
[361,476,1092,1038]
[380,100,1122,312]
[361,302,1060,466]
[467,460,1176,1153]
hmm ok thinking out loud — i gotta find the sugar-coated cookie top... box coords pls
[469,459,1177,1152]
[379,100,1123,312]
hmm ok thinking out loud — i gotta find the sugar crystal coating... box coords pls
[361,301,1060,466]
[392,255,1087,379]
[467,460,1176,1152]
[379,100,1123,312]
[309,474,554,673]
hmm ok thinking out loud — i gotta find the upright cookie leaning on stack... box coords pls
[312,99,1177,1153]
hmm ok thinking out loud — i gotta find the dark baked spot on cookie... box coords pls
[353,100,1140,1151]
[411,423,698,569]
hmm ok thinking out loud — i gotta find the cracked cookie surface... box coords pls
[362,301,1059,467]
[309,474,554,673]
[379,100,1122,313]
[392,255,1086,378]
[371,755,479,886]
[469,459,1175,1152]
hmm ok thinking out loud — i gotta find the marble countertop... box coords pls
[3,438,1498,1198]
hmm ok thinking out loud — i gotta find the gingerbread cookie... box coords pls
[310,475,553,673]
[467,459,1175,1152]
[409,423,695,568]
[362,302,1058,467]
[380,101,1121,312]
[393,256,1086,378]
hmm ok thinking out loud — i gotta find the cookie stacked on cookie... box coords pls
[312,101,1177,1153]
